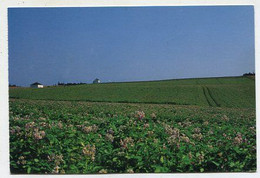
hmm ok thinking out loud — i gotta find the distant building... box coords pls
[30,82,44,88]
[93,78,101,84]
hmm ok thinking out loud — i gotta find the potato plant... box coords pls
[9,99,256,174]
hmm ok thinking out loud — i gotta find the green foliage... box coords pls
[9,99,256,174]
[9,76,255,108]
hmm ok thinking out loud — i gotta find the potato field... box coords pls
[9,76,256,173]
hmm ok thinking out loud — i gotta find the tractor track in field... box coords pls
[202,86,212,106]
[205,86,220,107]
[202,86,220,107]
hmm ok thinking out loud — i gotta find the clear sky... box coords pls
[8,6,255,86]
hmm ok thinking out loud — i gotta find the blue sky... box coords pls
[8,6,255,86]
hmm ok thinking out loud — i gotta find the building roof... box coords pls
[31,82,42,85]
[93,78,100,82]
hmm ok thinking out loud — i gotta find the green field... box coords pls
[9,76,256,174]
[10,76,255,108]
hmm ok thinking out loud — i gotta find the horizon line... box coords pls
[9,74,254,87]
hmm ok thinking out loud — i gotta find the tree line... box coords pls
[57,82,87,86]
[243,72,255,76]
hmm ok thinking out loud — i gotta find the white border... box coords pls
[0,0,256,7]
[0,0,259,178]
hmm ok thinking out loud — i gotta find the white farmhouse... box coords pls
[93,78,101,84]
[30,82,44,88]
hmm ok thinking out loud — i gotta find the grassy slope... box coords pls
[9,76,255,108]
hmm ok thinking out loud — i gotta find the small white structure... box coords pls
[30,82,44,88]
[93,78,101,84]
